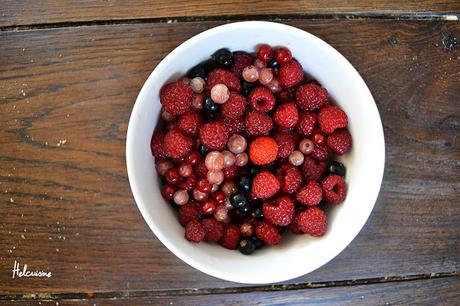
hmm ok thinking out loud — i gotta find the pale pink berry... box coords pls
[193,189,208,201]
[227,134,247,154]
[155,159,173,176]
[240,223,254,236]
[190,77,205,93]
[259,68,273,85]
[289,150,305,166]
[299,139,314,154]
[254,58,266,69]
[211,184,219,192]
[214,205,230,223]
[205,151,224,171]
[192,93,204,110]
[267,78,281,93]
[178,163,193,177]
[221,180,237,197]
[161,109,175,122]
[222,150,236,168]
[235,152,249,167]
[210,83,230,104]
[224,198,233,210]
[242,65,259,82]
[173,190,189,205]
[207,170,224,185]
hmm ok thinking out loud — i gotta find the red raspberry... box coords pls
[219,224,241,249]
[318,105,348,134]
[245,111,273,136]
[222,164,239,179]
[206,68,241,93]
[194,161,208,178]
[273,131,296,159]
[296,181,323,206]
[160,81,193,116]
[201,218,224,242]
[277,88,295,103]
[256,221,281,245]
[177,111,202,136]
[311,143,333,162]
[295,206,327,237]
[263,196,295,226]
[199,121,229,150]
[322,175,347,204]
[273,102,299,128]
[252,171,280,199]
[249,136,278,165]
[295,84,328,111]
[164,128,193,159]
[276,163,303,194]
[249,86,276,112]
[327,128,352,155]
[301,156,327,181]
[231,51,253,76]
[275,47,292,65]
[185,220,205,242]
[288,216,304,235]
[297,112,317,136]
[257,44,274,62]
[221,92,247,119]
[218,115,245,135]
[150,131,167,158]
[278,59,304,88]
[178,202,202,227]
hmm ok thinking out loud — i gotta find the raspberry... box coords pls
[327,128,352,155]
[277,88,296,103]
[194,161,208,178]
[288,217,303,234]
[185,220,205,242]
[318,105,348,134]
[177,111,202,136]
[151,131,167,158]
[164,128,193,159]
[322,175,347,204]
[295,84,328,111]
[249,136,278,165]
[160,81,193,116]
[256,221,281,245]
[301,156,327,181]
[219,224,241,249]
[199,121,229,150]
[278,59,304,88]
[245,111,273,136]
[311,143,332,161]
[263,196,295,226]
[273,102,299,128]
[252,171,280,199]
[295,206,327,237]
[296,181,323,206]
[221,92,247,119]
[178,202,202,227]
[297,112,317,136]
[276,163,303,194]
[248,86,276,112]
[273,131,296,159]
[257,44,274,62]
[231,51,253,76]
[206,68,241,93]
[222,164,239,179]
[201,218,224,242]
[218,115,245,135]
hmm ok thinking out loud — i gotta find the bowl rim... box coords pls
[126,20,386,284]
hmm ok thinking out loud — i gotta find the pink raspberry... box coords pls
[295,206,327,237]
[164,128,193,159]
[278,59,304,88]
[322,175,347,204]
[177,111,202,136]
[245,111,273,136]
[318,105,348,134]
[295,83,328,111]
[248,86,276,112]
[263,197,295,226]
[276,163,303,194]
[231,51,254,76]
[160,81,193,116]
[296,181,323,206]
[273,102,299,128]
[219,224,241,249]
[221,92,247,119]
[252,171,280,199]
[199,121,229,150]
[256,221,281,245]
[327,128,352,155]
[150,131,167,159]
[206,68,241,93]
[297,111,317,136]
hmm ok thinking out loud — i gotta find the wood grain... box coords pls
[1,277,459,305]
[1,0,460,28]
[0,20,459,294]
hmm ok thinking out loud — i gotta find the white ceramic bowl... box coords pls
[126,21,385,284]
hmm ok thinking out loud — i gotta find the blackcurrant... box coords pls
[239,238,256,255]
[213,48,233,68]
[236,176,251,192]
[327,161,346,177]
[229,192,248,209]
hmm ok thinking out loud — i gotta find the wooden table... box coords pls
[1,1,459,305]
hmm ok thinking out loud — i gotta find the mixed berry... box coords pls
[151,44,352,255]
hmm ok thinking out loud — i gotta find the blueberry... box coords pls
[189,64,207,79]
[236,176,251,192]
[199,144,209,156]
[238,205,251,214]
[239,238,256,255]
[229,192,248,209]
[267,60,279,68]
[213,48,233,68]
[252,207,264,220]
[249,165,261,177]
[203,97,220,116]
[327,161,346,177]
[241,81,256,96]
[251,236,264,249]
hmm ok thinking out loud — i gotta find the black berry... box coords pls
[229,192,248,209]
[213,48,233,68]
[189,64,207,79]
[199,144,209,156]
[327,161,346,177]
[238,205,251,214]
[252,207,264,220]
[267,60,279,68]
[236,176,251,192]
[239,238,256,255]
[203,97,220,117]
[251,236,264,249]
[241,81,256,96]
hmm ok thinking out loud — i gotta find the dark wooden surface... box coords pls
[0,2,459,305]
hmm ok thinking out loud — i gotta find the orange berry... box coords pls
[249,136,279,165]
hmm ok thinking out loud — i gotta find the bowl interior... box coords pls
[126,21,385,284]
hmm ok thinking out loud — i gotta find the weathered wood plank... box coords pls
[0,20,459,293]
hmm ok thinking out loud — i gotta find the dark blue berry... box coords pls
[251,236,264,249]
[213,48,233,68]
[252,207,264,220]
[267,60,279,68]
[199,144,209,156]
[238,205,251,214]
[229,192,248,209]
[249,165,261,177]
[189,64,207,79]
[239,238,256,255]
[241,81,256,96]
[327,161,346,177]
[203,97,220,119]
[236,176,251,192]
